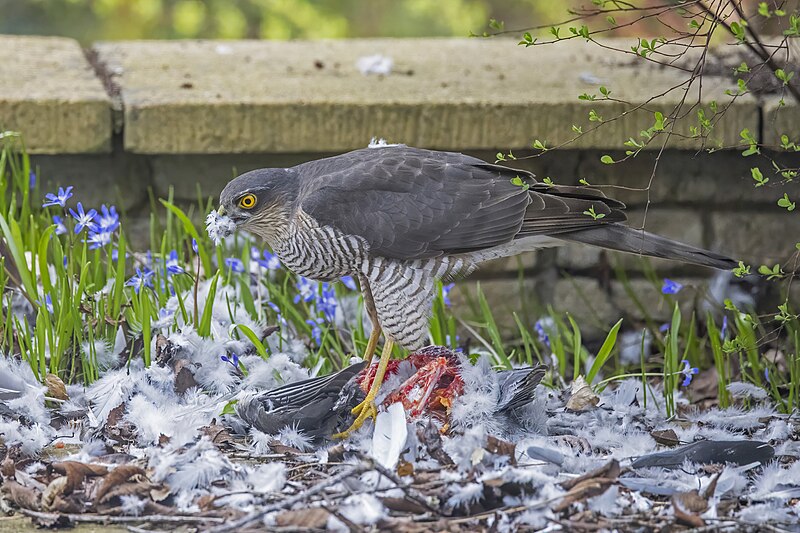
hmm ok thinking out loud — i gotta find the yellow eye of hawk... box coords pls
[238,194,257,209]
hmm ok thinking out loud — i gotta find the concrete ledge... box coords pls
[0,36,111,154]
[91,38,760,154]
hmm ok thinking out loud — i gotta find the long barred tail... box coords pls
[557,224,737,271]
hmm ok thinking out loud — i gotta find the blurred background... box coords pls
[2,0,792,42]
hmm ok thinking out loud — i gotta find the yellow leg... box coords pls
[362,322,381,362]
[333,339,395,439]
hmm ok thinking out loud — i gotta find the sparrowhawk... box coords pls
[214,144,735,438]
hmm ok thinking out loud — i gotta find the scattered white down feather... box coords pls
[337,493,387,527]
[446,482,484,509]
[245,463,286,493]
[450,354,504,434]
[120,495,146,516]
[690,405,776,431]
[738,501,797,525]
[205,210,237,245]
[587,485,622,516]
[357,55,393,75]
[752,461,800,500]
[276,424,314,451]
[249,427,272,454]
[86,366,137,426]
[726,381,769,401]
[150,437,242,494]
[0,419,52,455]
[367,137,400,148]
[242,352,309,390]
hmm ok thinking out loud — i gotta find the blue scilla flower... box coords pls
[294,277,316,304]
[86,229,112,250]
[340,275,357,291]
[42,186,73,208]
[306,318,325,345]
[53,215,67,235]
[224,257,245,273]
[317,282,338,320]
[68,202,97,233]
[259,250,282,270]
[679,359,699,387]
[220,353,240,370]
[125,267,154,293]
[166,250,184,275]
[442,283,455,306]
[97,205,120,233]
[661,278,683,295]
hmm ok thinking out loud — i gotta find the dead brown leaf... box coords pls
[651,429,681,447]
[50,461,108,495]
[381,496,430,514]
[94,465,146,504]
[485,435,516,465]
[201,421,234,447]
[672,494,706,527]
[565,376,599,412]
[1,455,16,478]
[174,359,198,394]
[45,373,68,401]
[106,403,126,428]
[1,479,41,510]
[275,507,330,528]
[269,439,303,455]
[560,459,620,491]
[417,420,454,467]
[397,460,414,477]
[553,477,615,513]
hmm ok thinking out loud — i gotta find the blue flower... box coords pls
[317,282,338,320]
[42,186,73,208]
[97,204,120,233]
[294,277,316,304]
[86,229,112,249]
[166,250,184,275]
[534,319,551,348]
[306,318,325,345]
[220,353,240,370]
[661,278,683,295]
[125,267,154,293]
[442,283,455,306]
[258,250,282,270]
[36,294,54,314]
[224,257,245,273]
[191,239,199,253]
[29,171,36,190]
[764,367,770,384]
[53,215,67,235]
[679,359,699,387]
[340,275,357,291]
[68,202,97,233]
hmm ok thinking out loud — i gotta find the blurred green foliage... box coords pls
[0,0,568,42]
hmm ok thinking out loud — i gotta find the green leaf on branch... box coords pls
[777,193,796,211]
[600,155,614,164]
[751,167,768,187]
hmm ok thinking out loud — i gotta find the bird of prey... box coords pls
[213,144,735,438]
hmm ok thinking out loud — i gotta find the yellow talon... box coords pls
[333,339,395,440]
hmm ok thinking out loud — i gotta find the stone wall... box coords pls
[2,35,799,335]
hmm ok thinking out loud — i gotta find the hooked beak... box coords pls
[217,205,226,216]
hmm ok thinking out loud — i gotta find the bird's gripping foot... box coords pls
[333,339,395,439]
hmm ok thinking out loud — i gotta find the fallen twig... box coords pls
[207,464,368,532]
[19,508,224,525]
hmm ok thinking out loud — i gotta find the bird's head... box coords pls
[216,168,298,240]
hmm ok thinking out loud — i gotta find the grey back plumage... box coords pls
[289,145,735,270]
